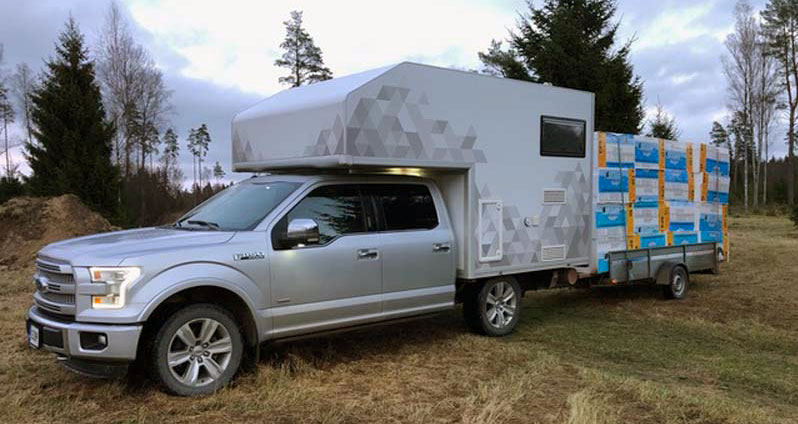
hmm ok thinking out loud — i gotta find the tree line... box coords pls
[3,0,791,225]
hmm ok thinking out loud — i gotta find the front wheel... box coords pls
[464,277,522,336]
[150,304,243,396]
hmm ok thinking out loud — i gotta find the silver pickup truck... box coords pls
[27,174,512,396]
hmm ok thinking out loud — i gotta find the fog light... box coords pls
[79,332,108,350]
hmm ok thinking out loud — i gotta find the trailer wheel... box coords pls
[662,265,689,300]
[463,277,522,337]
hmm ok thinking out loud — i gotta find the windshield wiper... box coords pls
[185,220,221,230]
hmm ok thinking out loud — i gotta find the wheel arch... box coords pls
[655,261,688,286]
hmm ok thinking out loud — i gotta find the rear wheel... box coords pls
[463,277,522,336]
[151,303,243,396]
[662,266,688,300]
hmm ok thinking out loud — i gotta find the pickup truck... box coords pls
[28,175,504,396]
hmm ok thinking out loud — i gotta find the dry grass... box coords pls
[1,215,797,423]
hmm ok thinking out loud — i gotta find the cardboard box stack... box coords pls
[594,132,729,273]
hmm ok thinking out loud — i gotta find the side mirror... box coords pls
[285,218,320,246]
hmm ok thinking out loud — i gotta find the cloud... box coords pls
[0,0,790,184]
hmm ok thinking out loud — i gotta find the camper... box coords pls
[26,62,726,396]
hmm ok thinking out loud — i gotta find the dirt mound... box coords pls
[0,194,117,270]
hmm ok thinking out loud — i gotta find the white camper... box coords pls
[233,62,599,280]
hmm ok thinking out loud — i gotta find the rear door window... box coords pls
[366,184,439,231]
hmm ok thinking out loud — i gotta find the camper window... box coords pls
[540,116,586,158]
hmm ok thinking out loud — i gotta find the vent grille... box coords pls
[541,245,567,261]
[543,189,566,204]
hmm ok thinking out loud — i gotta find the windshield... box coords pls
[176,181,301,231]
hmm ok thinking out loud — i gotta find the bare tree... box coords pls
[10,63,36,146]
[723,0,759,213]
[753,45,780,206]
[96,2,172,177]
[762,0,798,206]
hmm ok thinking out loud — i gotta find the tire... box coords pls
[463,277,522,337]
[662,266,689,300]
[150,303,243,396]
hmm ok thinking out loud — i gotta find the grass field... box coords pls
[1,215,797,423]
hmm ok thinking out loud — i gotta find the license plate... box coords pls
[28,324,40,349]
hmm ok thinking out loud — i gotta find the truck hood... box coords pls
[39,227,236,266]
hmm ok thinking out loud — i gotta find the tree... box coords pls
[646,103,680,140]
[10,63,36,146]
[96,2,172,177]
[723,0,759,212]
[0,81,14,178]
[213,161,225,183]
[160,128,178,173]
[478,0,644,133]
[753,44,780,207]
[194,123,211,188]
[186,127,198,190]
[26,18,119,217]
[275,10,333,87]
[762,0,798,205]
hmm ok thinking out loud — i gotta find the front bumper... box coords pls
[26,306,143,362]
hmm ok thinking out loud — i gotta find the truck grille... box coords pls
[33,257,76,317]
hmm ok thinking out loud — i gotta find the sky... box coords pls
[0,0,775,183]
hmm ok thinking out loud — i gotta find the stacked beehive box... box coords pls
[594,132,729,273]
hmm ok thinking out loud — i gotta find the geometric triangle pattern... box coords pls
[303,84,487,163]
[475,162,591,270]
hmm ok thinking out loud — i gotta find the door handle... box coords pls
[357,249,379,260]
[433,243,451,253]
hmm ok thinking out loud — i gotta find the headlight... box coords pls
[89,267,141,309]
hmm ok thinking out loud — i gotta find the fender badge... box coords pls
[233,251,265,261]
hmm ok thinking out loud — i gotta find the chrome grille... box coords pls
[33,256,76,316]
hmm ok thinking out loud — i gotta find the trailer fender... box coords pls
[655,262,686,286]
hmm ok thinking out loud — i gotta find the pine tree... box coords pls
[710,121,730,147]
[479,0,644,133]
[275,10,333,87]
[0,81,15,178]
[646,104,680,140]
[26,18,120,217]
[194,124,211,188]
[213,161,225,183]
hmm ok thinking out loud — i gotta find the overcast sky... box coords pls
[0,0,775,183]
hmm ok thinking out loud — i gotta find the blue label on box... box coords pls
[640,233,667,248]
[669,221,695,232]
[635,140,660,164]
[665,150,687,170]
[707,191,729,204]
[597,169,629,192]
[595,204,626,228]
[699,213,722,231]
[700,231,723,243]
[672,232,699,245]
[665,169,689,183]
[597,258,609,273]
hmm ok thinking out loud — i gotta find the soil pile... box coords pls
[0,195,116,269]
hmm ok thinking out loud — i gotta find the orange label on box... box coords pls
[625,203,634,235]
[598,132,607,168]
[627,234,641,250]
[658,202,670,232]
[627,168,636,202]
[658,171,665,201]
[700,144,707,173]
[658,139,666,170]
[722,205,728,232]
[688,172,695,201]
[686,143,693,174]
[667,231,674,246]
